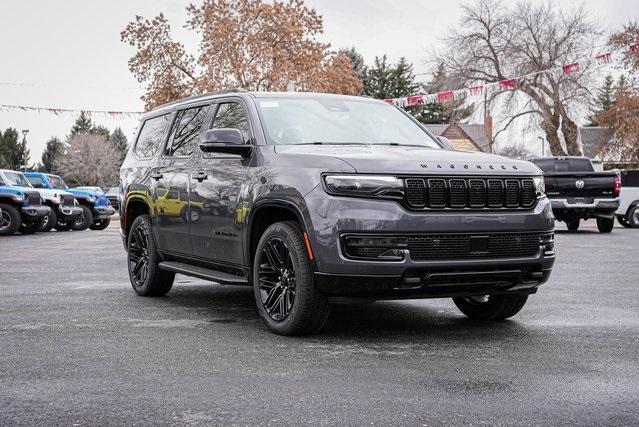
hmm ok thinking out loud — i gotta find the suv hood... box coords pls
[274,145,540,176]
[10,185,73,200]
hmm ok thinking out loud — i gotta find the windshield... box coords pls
[46,175,68,189]
[255,96,441,148]
[532,158,594,173]
[2,171,33,187]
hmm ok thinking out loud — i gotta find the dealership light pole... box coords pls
[21,129,29,171]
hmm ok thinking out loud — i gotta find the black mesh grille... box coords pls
[62,194,75,207]
[27,192,41,206]
[404,177,536,210]
[407,233,541,260]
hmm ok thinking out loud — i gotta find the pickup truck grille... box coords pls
[407,232,542,260]
[62,194,75,207]
[27,192,41,206]
[404,177,536,210]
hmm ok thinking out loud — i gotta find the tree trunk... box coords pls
[540,114,566,156]
[560,112,582,156]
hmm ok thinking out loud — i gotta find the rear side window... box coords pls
[533,158,594,173]
[134,114,171,159]
[27,176,47,188]
[166,105,211,157]
[211,102,250,143]
[621,170,639,187]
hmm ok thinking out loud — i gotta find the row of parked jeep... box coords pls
[0,169,116,236]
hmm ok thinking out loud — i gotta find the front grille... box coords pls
[407,232,542,260]
[27,192,41,206]
[404,177,536,210]
[62,194,75,207]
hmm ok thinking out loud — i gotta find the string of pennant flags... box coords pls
[0,41,637,118]
[383,41,639,108]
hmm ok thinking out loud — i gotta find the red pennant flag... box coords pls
[630,42,639,53]
[383,99,394,104]
[499,78,517,90]
[437,91,454,103]
[469,85,484,95]
[595,52,612,64]
[406,95,424,106]
[562,62,580,74]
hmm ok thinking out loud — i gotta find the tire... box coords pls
[628,206,639,229]
[596,217,614,233]
[253,221,330,336]
[0,203,21,236]
[90,217,111,230]
[127,214,174,296]
[20,217,45,234]
[565,218,580,231]
[40,209,57,232]
[54,217,74,232]
[617,215,631,228]
[72,204,93,231]
[453,294,529,320]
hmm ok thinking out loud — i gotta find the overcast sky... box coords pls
[0,0,637,164]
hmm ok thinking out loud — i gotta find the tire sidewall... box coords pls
[629,206,639,228]
[72,204,93,231]
[0,204,21,236]
[40,209,57,232]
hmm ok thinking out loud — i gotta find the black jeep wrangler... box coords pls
[120,91,555,335]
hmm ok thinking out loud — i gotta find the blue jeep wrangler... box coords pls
[25,172,115,231]
[0,183,50,236]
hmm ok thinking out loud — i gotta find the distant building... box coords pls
[424,123,490,153]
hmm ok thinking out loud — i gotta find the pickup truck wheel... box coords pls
[596,217,614,233]
[72,204,93,231]
[0,203,21,236]
[453,294,528,320]
[40,209,57,232]
[90,217,111,230]
[565,218,580,231]
[628,206,639,228]
[127,214,174,296]
[20,217,45,234]
[253,221,330,335]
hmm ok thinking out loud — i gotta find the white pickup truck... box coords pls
[617,169,639,228]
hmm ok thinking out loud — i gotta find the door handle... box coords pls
[192,172,208,182]
[151,172,163,181]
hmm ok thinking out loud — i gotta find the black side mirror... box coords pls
[436,136,454,150]
[199,128,252,158]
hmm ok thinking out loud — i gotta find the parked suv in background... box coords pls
[120,91,555,335]
[616,169,639,228]
[0,169,80,232]
[25,172,115,231]
[0,183,50,236]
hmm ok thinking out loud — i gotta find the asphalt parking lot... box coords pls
[1,220,638,425]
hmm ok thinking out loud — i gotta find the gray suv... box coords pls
[120,90,555,335]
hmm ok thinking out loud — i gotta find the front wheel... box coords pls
[90,217,111,230]
[127,215,174,296]
[20,217,45,234]
[39,209,57,232]
[72,204,93,231]
[596,217,614,233]
[617,215,631,228]
[253,221,330,335]
[627,206,639,229]
[453,294,529,320]
[0,203,21,236]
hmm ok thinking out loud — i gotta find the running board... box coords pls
[159,261,248,285]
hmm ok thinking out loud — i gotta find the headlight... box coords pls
[533,176,545,197]
[323,175,404,199]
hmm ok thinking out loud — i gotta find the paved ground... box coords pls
[1,219,638,425]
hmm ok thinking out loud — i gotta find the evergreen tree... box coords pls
[92,125,111,139]
[109,127,129,163]
[587,75,615,126]
[363,55,420,99]
[0,128,30,170]
[339,47,367,93]
[68,113,94,139]
[40,137,64,173]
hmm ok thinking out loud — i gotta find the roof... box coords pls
[580,126,614,159]
[423,123,489,152]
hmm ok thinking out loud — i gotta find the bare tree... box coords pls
[438,0,601,156]
[57,133,120,187]
[497,142,533,160]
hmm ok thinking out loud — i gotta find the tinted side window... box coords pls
[134,114,171,159]
[27,176,46,188]
[211,102,250,143]
[166,106,211,157]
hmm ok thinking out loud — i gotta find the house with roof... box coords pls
[423,123,491,153]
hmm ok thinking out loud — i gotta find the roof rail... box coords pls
[152,88,249,111]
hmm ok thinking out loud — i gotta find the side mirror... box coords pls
[199,128,252,158]
[436,136,454,150]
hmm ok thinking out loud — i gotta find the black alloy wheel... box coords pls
[128,223,151,288]
[257,237,296,322]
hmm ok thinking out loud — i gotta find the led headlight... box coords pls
[323,175,404,199]
[533,176,545,197]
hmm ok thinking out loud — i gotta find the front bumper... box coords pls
[58,205,82,220]
[303,186,556,298]
[21,205,51,219]
[93,205,116,219]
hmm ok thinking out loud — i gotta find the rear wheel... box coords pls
[127,215,174,296]
[253,221,330,335]
[596,217,614,233]
[0,203,21,236]
[453,294,529,320]
[565,218,580,231]
[40,209,57,232]
[628,206,639,228]
[90,217,111,230]
[20,217,45,234]
[72,204,93,231]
